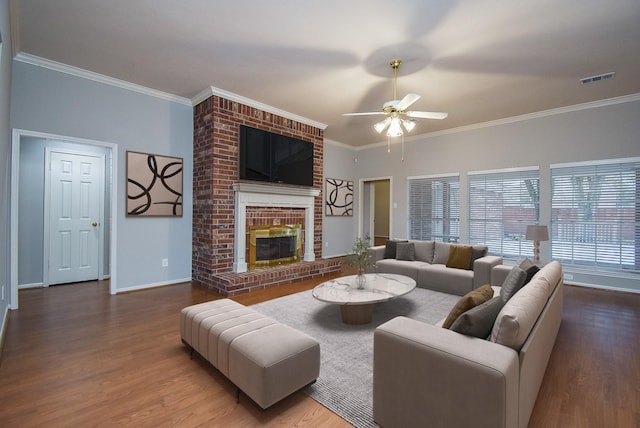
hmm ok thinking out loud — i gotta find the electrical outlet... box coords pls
[162,258,169,267]
[564,273,574,280]
[325,241,329,248]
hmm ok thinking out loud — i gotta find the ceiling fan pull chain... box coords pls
[401,134,405,162]
[387,135,391,153]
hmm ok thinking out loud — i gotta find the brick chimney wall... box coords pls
[192,95,335,295]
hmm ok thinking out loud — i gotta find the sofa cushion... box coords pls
[384,239,407,259]
[471,246,488,267]
[518,258,540,284]
[499,266,527,302]
[442,284,494,329]
[490,277,549,350]
[450,296,505,338]
[446,245,473,270]
[396,242,416,261]
[412,240,434,263]
[433,242,450,264]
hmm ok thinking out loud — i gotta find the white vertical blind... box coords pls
[468,168,540,258]
[551,158,640,272]
[408,174,460,242]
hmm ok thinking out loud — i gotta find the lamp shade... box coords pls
[526,225,549,241]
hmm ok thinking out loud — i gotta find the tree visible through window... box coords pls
[551,158,639,272]
[468,168,540,259]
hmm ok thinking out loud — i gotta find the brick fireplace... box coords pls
[192,90,342,296]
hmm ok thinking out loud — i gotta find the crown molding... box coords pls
[14,52,192,106]
[356,92,640,151]
[192,86,328,130]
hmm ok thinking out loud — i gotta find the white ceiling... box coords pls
[11,0,640,146]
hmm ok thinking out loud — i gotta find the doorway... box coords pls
[10,129,118,309]
[359,177,392,246]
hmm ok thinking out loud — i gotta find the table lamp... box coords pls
[526,225,549,264]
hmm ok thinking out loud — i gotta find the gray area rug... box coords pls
[251,287,459,428]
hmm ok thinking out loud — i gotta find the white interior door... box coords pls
[47,150,103,285]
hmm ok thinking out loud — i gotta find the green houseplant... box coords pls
[346,235,376,289]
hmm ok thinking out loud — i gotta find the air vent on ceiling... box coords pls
[580,72,615,85]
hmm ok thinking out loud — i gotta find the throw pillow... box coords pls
[470,246,488,270]
[450,296,505,339]
[442,284,494,329]
[433,242,450,264]
[499,266,527,302]
[395,242,416,261]
[445,245,473,270]
[518,258,540,284]
[383,239,405,259]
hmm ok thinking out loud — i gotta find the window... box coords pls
[468,168,540,259]
[551,158,640,273]
[408,174,460,242]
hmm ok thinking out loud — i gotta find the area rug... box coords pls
[251,287,459,428]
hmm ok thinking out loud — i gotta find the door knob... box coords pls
[92,222,98,227]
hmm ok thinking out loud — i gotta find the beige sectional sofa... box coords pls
[370,240,503,295]
[373,260,563,428]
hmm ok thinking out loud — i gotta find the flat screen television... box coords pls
[238,124,314,187]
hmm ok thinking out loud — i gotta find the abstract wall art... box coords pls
[127,151,183,216]
[325,178,353,216]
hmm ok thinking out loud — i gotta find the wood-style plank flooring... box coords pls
[0,272,638,427]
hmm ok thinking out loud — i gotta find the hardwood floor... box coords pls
[0,273,638,427]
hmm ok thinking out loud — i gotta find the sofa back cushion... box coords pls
[490,274,553,351]
[411,240,434,263]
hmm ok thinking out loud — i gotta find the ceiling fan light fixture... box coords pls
[386,117,403,137]
[374,117,391,133]
[402,119,416,132]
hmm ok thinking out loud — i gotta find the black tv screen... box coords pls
[239,125,314,187]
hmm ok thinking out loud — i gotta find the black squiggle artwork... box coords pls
[325,178,353,216]
[127,151,183,216]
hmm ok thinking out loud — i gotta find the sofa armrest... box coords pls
[369,245,386,263]
[373,317,519,428]
[473,255,503,288]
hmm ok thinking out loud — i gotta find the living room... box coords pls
[1,1,640,427]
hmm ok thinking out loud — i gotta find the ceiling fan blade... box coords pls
[394,93,421,111]
[406,111,449,120]
[342,112,386,116]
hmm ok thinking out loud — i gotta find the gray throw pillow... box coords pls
[499,266,527,302]
[396,242,415,261]
[518,258,540,284]
[433,242,450,264]
[450,296,505,338]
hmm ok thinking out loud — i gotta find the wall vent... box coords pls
[580,72,615,85]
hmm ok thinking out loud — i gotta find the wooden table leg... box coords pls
[340,304,374,324]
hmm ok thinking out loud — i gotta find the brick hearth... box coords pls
[192,94,341,295]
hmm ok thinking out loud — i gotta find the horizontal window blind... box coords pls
[408,175,460,242]
[551,159,640,272]
[468,168,539,258]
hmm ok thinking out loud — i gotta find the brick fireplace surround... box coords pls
[192,94,341,296]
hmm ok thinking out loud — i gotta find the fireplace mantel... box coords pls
[233,183,320,273]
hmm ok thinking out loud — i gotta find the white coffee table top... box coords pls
[312,273,416,305]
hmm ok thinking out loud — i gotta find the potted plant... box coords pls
[346,234,376,289]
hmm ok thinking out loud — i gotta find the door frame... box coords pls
[43,148,105,287]
[358,176,393,241]
[10,129,119,309]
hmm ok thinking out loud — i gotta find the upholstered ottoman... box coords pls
[180,299,320,409]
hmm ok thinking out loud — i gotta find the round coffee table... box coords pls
[312,273,416,324]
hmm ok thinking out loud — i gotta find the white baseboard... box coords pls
[19,282,44,289]
[115,278,192,294]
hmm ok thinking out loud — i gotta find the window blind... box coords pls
[408,174,460,242]
[551,158,640,273]
[468,168,540,258]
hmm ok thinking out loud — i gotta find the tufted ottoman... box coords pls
[180,298,320,409]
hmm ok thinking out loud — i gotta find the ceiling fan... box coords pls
[343,59,448,137]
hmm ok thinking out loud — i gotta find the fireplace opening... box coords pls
[249,224,302,269]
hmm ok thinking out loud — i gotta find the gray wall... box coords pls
[322,141,358,257]
[18,137,112,286]
[348,98,640,292]
[11,60,193,292]
[0,0,12,316]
